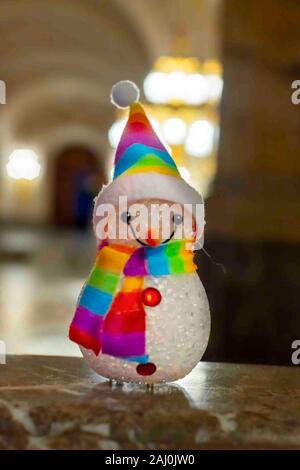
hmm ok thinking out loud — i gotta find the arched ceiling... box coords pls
[0,0,221,157]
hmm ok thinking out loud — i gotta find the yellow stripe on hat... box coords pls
[123,165,179,177]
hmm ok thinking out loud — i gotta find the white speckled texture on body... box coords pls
[81,273,210,384]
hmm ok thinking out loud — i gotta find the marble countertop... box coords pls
[0,355,299,450]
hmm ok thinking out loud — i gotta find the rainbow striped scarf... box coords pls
[69,240,196,363]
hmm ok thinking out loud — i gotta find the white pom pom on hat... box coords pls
[110,80,140,109]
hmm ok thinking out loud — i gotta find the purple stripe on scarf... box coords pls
[72,305,103,335]
[124,247,148,276]
[101,332,145,357]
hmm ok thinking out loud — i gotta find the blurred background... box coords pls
[0,0,299,365]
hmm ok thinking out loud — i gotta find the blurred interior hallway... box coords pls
[0,226,95,356]
[1,0,300,366]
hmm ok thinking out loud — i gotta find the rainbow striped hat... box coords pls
[94,81,204,231]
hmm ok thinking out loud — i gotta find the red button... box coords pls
[136,362,157,376]
[142,287,162,307]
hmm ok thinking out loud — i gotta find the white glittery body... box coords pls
[81,273,210,384]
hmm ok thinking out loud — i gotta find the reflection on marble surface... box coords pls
[0,355,300,449]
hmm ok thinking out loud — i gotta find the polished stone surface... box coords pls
[0,355,299,449]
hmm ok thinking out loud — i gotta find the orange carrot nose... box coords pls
[146,228,160,247]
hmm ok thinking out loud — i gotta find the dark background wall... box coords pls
[198,238,300,365]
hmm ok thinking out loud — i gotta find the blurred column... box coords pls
[200,0,300,366]
[206,0,300,243]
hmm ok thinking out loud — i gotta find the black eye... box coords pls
[121,211,132,224]
[172,213,183,225]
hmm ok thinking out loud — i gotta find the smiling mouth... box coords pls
[128,225,175,247]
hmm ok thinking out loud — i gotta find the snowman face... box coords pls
[108,198,196,248]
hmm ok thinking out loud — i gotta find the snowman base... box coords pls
[107,378,155,391]
[81,346,201,385]
[80,274,210,385]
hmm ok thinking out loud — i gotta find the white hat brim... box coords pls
[93,173,205,240]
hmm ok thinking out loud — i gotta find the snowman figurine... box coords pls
[69,81,210,384]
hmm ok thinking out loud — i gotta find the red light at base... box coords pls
[136,362,157,376]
